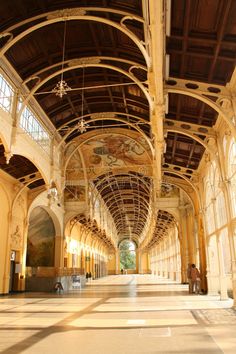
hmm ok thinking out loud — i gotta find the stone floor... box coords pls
[0,275,236,354]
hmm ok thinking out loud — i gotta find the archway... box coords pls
[119,239,137,274]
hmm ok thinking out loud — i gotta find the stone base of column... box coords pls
[2,274,10,294]
[175,271,181,282]
[206,274,220,296]
[219,276,229,300]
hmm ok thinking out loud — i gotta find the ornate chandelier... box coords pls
[76,118,89,133]
[52,79,71,98]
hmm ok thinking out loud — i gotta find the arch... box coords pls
[10,150,49,186]
[167,89,236,137]
[162,169,201,209]
[17,62,152,120]
[26,206,56,267]
[118,238,138,249]
[27,191,62,236]
[161,178,195,208]
[23,56,147,85]
[64,131,153,175]
[1,9,150,66]
[166,128,215,155]
[59,111,149,131]
[156,207,180,224]
[163,129,223,190]
[93,173,151,196]
[58,116,152,152]
[119,239,137,271]
[12,177,43,211]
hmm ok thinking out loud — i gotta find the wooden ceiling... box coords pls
[0,0,235,244]
[168,0,236,85]
[165,0,236,177]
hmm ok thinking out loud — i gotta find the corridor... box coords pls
[0,275,235,354]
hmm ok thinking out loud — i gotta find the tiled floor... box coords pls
[0,275,235,354]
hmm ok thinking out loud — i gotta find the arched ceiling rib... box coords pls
[0,146,45,190]
[0,1,149,144]
[146,210,176,250]
[92,172,151,243]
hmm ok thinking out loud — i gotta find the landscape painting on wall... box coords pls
[26,207,55,267]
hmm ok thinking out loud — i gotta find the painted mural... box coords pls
[82,135,151,171]
[64,184,86,202]
[160,184,180,198]
[26,207,55,267]
[65,143,84,180]
[64,134,151,201]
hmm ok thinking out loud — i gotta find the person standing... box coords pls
[190,264,201,294]
[187,263,192,294]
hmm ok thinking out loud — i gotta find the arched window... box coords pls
[216,190,227,227]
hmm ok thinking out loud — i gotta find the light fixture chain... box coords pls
[52,20,71,98]
[61,20,67,82]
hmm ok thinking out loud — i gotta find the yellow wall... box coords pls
[0,171,28,293]
[0,181,10,293]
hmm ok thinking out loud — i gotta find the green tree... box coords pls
[119,240,136,269]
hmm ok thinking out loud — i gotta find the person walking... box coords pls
[190,264,201,294]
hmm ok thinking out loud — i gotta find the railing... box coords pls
[26,266,85,277]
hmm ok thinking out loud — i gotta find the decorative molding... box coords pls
[11,225,22,249]
[47,8,87,20]
[90,112,117,119]
[68,57,101,66]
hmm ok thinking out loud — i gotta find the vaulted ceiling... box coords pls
[0,0,235,247]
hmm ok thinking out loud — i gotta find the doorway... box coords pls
[9,259,15,292]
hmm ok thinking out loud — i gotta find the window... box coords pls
[0,73,14,113]
[20,106,50,153]
[216,191,227,227]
